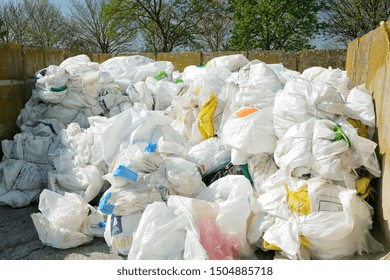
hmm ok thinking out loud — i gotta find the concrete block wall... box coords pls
[346,20,390,247]
[0,43,86,143]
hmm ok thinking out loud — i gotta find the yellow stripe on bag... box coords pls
[263,240,281,251]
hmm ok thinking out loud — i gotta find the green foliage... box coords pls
[229,0,323,51]
[322,0,390,45]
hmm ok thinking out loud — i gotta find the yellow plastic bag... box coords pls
[285,184,311,216]
[347,118,369,138]
[355,177,373,200]
[198,94,217,140]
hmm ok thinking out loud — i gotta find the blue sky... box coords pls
[0,0,71,13]
[50,0,71,13]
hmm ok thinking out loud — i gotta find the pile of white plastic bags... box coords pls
[0,53,384,260]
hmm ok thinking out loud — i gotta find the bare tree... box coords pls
[105,0,209,53]
[69,0,136,53]
[0,0,69,47]
[0,0,29,44]
[22,0,69,47]
[195,0,233,51]
[322,0,390,46]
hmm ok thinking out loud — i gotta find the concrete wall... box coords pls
[346,20,390,247]
[0,43,347,145]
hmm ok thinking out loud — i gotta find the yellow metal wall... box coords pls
[346,20,390,247]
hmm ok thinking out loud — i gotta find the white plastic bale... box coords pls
[267,63,301,84]
[11,162,46,191]
[31,189,103,249]
[126,81,154,110]
[344,84,376,127]
[220,62,282,136]
[59,54,99,74]
[311,119,353,181]
[302,66,350,90]
[98,183,163,217]
[221,107,277,164]
[273,77,345,139]
[101,55,155,90]
[105,142,164,187]
[49,164,104,203]
[36,65,69,104]
[195,176,257,259]
[16,92,47,128]
[128,201,187,260]
[248,153,279,193]
[182,65,207,82]
[0,189,42,208]
[131,61,174,84]
[100,108,172,165]
[254,176,384,260]
[0,159,24,191]
[145,77,183,111]
[274,117,380,182]
[194,66,232,95]
[205,54,250,72]
[187,137,231,176]
[0,159,47,194]
[128,192,255,260]
[169,94,201,142]
[59,87,90,110]
[300,186,383,259]
[164,157,206,197]
[104,213,143,255]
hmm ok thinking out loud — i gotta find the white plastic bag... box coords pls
[100,108,172,165]
[344,84,376,127]
[252,176,384,259]
[36,65,69,104]
[187,137,231,176]
[104,213,143,255]
[0,189,41,208]
[206,54,249,72]
[248,153,279,193]
[164,157,206,197]
[101,55,155,90]
[273,77,345,139]
[221,107,277,164]
[128,201,188,260]
[98,183,162,217]
[31,189,104,249]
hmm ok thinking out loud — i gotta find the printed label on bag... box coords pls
[111,215,123,236]
[318,199,343,212]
